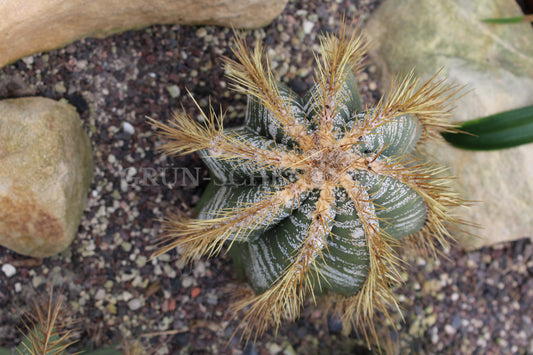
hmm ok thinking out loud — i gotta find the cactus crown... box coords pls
[151,18,463,344]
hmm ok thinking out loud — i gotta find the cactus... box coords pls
[15,289,79,355]
[151,19,463,344]
[7,288,136,355]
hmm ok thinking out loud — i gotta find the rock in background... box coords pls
[0,0,288,68]
[0,97,93,257]
[365,0,533,249]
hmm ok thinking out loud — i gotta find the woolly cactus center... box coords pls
[305,145,356,187]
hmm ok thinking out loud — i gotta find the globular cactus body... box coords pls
[151,19,462,343]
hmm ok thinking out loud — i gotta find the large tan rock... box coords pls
[0,0,288,68]
[365,0,533,249]
[0,97,93,257]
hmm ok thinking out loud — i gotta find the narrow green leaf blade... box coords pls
[481,16,527,24]
[441,105,533,150]
[482,14,533,24]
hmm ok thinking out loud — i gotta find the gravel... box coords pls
[0,0,531,354]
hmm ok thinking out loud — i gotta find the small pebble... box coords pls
[14,283,22,292]
[451,316,462,330]
[1,263,16,277]
[121,241,132,252]
[136,255,147,268]
[445,324,456,335]
[128,298,142,310]
[163,263,177,278]
[54,82,66,94]
[168,298,176,312]
[181,275,195,288]
[32,275,44,288]
[266,342,283,354]
[22,56,34,66]
[106,303,117,315]
[206,293,218,305]
[122,122,135,135]
[303,20,314,34]
[166,85,181,98]
[120,179,129,193]
[193,261,206,277]
[244,342,259,355]
[107,154,116,164]
[280,32,291,42]
[426,314,437,327]
[122,291,133,301]
[196,27,207,38]
[191,287,201,298]
[95,288,106,300]
[77,59,88,69]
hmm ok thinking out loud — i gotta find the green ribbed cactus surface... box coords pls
[151,19,462,343]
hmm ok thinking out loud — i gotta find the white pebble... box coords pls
[122,291,133,301]
[128,298,142,310]
[181,275,195,288]
[303,20,314,34]
[196,27,207,38]
[14,283,22,292]
[95,288,106,301]
[166,85,181,98]
[1,263,16,277]
[22,56,34,66]
[122,122,135,135]
[444,324,456,335]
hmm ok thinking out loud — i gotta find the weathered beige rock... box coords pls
[0,0,288,68]
[0,97,93,257]
[365,0,533,249]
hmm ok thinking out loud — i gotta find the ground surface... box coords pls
[0,0,532,354]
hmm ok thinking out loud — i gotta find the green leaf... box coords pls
[481,14,533,24]
[441,105,533,150]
